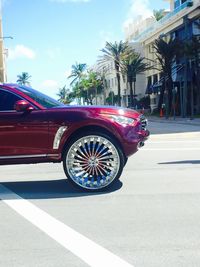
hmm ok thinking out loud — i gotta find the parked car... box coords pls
[0,84,149,191]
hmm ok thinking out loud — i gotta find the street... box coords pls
[0,121,200,267]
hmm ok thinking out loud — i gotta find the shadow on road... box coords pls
[0,178,122,200]
[158,160,200,165]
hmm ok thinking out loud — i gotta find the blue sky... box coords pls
[2,0,169,98]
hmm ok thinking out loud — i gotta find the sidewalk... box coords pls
[146,115,200,126]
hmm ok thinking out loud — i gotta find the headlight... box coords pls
[105,115,136,126]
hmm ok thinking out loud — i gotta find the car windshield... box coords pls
[17,85,65,108]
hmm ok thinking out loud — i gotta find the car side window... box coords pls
[0,90,21,111]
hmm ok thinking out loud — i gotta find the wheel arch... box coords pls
[61,125,127,163]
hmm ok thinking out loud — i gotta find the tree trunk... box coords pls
[167,77,173,115]
[129,79,133,108]
[133,80,136,108]
[116,72,121,106]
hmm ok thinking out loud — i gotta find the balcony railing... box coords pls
[133,0,193,41]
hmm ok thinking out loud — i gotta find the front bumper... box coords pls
[137,129,150,148]
[119,115,150,157]
[137,114,150,146]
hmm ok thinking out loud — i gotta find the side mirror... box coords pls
[15,100,34,112]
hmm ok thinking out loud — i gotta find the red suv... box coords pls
[0,84,149,191]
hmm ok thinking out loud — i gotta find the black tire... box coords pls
[63,131,125,191]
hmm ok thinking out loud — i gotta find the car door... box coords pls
[0,89,49,158]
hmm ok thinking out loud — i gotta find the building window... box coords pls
[151,98,157,105]
[149,44,155,54]
[193,19,200,36]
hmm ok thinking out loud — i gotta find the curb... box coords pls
[147,117,200,127]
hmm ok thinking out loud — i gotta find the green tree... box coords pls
[57,85,74,104]
[68,62,87,85]
[71,81,86,105]
[86,71,103,105]
[68,62,87,105]
[121,51,151,108]
[79,71,103,105]
[16,72,31,86]
[100,41,130,106]
[153,9,165,21]
[106,91,118,106]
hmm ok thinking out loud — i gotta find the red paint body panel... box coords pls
[0,84,149,165]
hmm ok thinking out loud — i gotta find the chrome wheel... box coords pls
[65,135,121,190]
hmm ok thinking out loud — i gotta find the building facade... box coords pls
[96,42,147,108]
[127,0,200,113]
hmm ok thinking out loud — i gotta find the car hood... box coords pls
[55,105,140,119]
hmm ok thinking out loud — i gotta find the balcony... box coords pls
[133,0,193,41]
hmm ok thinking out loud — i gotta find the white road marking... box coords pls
[0,184,134,267]
[150,140,200,143]
[142,148,200,151]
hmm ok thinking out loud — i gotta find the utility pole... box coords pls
[0,1,13,83]
[0,6,5,83]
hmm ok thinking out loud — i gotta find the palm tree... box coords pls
[153,9,165,21]
[80,71,103,105]
[121,52,151,108]
[153,37,181,117]
[57,85,73,104]
[79,77,92,104]
[100,41,130,106]
[16,72,31,86]
[88,71,103,105]
[68,62,87,85]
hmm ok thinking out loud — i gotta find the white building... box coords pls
[125,0,200,112]
[95,41,147,108]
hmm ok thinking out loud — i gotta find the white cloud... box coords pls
[123,0,153,28]
[8,45,36,60]
[50,0,90,3]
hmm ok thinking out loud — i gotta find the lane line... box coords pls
[150,141,200,143]
[142,148,200,151]
[0,184,134,267]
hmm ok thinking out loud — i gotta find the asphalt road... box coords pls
[0,121,200,267]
